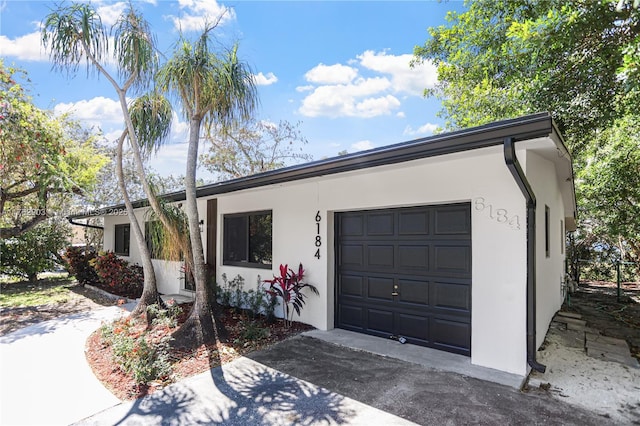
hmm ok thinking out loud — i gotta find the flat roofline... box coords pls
[70,112,563,219]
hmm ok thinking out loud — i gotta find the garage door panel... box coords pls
[341,244,364,267]
[398,245,429,271]
[339,305,364,329]
[341,215,364,236]
[367,245,394,268]
[431,318,471,355]
[435,207,471,235]
[397,279,429,305]
[367,277,394,301]
[367,309,394,333]
[398,313,429,341]
[340,275,364,297]
[337,203,471,357]
[367,213,394,235]
[432,281,470,311]
[399,210,429,235]
[434,245,471,274]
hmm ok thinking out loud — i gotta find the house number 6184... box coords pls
[314,211,321,259]
[474,197,521,230]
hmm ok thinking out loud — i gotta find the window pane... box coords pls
[224,216,247,262]
[115,224,130,256]
[249,213,272,265]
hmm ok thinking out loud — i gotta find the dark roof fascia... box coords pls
[69,112,555,219]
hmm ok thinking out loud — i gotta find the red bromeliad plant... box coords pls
[264,263,319,327]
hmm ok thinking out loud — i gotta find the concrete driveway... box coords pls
[0,305,131,426]
[1,308,607,426]
[78,335,604,426]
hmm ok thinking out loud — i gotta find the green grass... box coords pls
[0,276,76,308]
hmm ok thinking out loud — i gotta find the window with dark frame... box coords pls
[545,205,550,258]
[223,210,272,269]
[114,224,130,256]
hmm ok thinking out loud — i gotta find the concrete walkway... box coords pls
[0,305,132,426]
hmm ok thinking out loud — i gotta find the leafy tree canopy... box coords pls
[201,119,312,180]
[413,0,639,155]
[0,60,108,238]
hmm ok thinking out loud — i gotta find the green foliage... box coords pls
[0,60,107,238]
[216,273,277,320]
[101,317,172,385]
[237,320,269,343]
[91,251,144,298]
[413,0,638,152]
[577,115,640,269]
[147,302,183,328]
[0,220,71,281]
[63,246,99,286]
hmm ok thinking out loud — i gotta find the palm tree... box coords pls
[42,3,174,316]
[157,25,258,346]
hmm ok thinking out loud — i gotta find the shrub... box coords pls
[101,317,172,385]
[0,221,72,282]
[147,301,182,329]
[238,320,269,342]
[217,273,245,310]
[264,263,319,327]
[63,246,99,286]
[91,251,143,299]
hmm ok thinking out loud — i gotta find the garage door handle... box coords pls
[391,291,399,296]
[392,285,399,297]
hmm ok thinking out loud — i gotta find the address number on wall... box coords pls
[474,197,521,230]
[314,211,321,259]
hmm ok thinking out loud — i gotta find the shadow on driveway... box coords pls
[80,356,377,425]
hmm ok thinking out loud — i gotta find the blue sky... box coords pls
[1,0,465,181]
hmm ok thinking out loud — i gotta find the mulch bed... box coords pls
[85,303,313,400]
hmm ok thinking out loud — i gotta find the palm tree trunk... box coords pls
[115,132,163,317]
[172,117,227,347]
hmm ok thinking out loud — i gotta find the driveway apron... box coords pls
[0,306,130,426]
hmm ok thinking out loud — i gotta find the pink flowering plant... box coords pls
[264,263,319,327]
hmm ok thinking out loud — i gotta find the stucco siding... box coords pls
[216,146,529,375]
[524,150,567,349]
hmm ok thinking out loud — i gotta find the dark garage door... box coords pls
[336,203,472,356]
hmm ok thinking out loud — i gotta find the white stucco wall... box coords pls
[524,150,567,348]
[214,145,529,375]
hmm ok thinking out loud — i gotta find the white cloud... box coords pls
[351,140,374,151]
[53,97,123,129]
[403,122,439,136]
[168,0,235,32]
[396,111,406,118]
[299,77,396,118]
[304,63,358,85]
[357,50,437,96]
[298,50,436,119]
[96,3,127,26]
[0,31,47,61]
[295,85,315,93]
[253,72,278,86]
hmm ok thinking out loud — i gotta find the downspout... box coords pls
[67,217,104,230]
[503,137,546,373]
